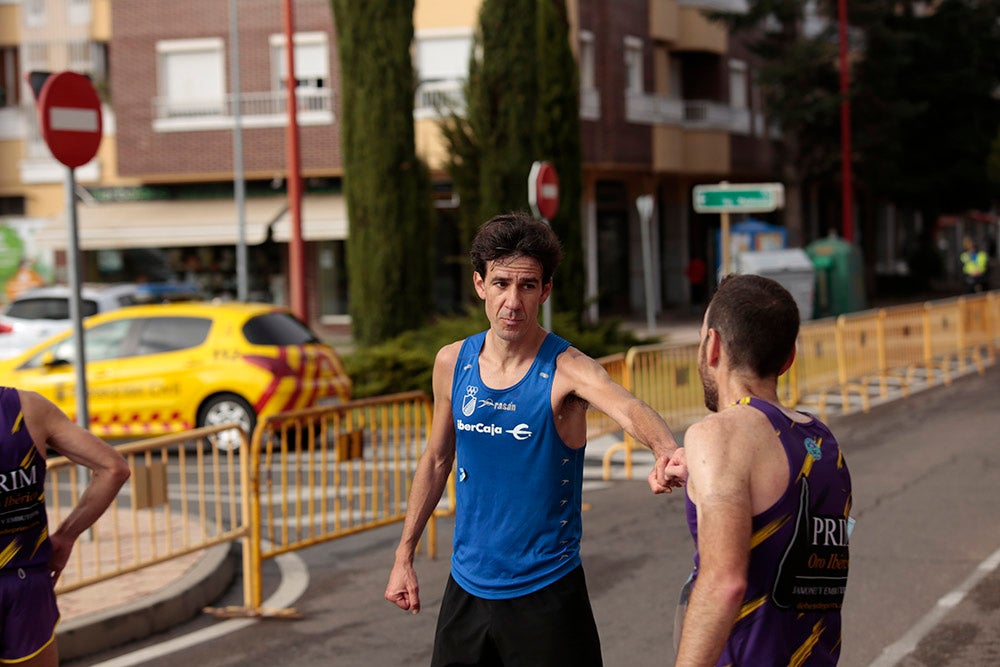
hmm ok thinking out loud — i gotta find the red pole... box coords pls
[838,0,854,242]
[283,0,307,321]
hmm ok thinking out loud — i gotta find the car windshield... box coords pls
[5,297,99,320]
[243,312,321,346]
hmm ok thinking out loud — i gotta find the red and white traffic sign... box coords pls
[34,71,103,168]
[528,161,560,220]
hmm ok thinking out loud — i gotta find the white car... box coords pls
[0,282,199,360]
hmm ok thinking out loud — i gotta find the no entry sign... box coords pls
[528,161,560,221]
[32,71,103,168]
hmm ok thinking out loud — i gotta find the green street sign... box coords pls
[692,182,785,213]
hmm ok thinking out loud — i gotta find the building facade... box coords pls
[1,0,780,338]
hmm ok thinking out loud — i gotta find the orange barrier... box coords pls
[588,352,627,439]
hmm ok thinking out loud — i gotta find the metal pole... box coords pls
[283,0,307,321]
[542,215,552,332]
[838,0,854,242]
[636,195,656,335]
[230,0,248,302]
[65,166,89,430]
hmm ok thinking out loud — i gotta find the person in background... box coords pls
[960,236,988,294]
[674,274,852,666]
[0,388,131,666]
[385,212,686,666]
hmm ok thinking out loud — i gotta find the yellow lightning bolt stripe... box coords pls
[788,619,825,667]
[31,527,49,558]
[751,516,791,550]
[20,445,37,469]
[735,594,768,623]
[12,410,24,434]
[0,541,22,569]
[837,450,845,469]
[797,454,815,482]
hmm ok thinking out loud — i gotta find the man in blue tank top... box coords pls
[0,387,130,665]
[675,274,853,666]
[385,212,686,666]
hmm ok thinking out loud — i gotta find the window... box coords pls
[579,31,595,91]
[317,240,349,319]
[157,38,226,117]
[414,32,472,84]
[7,297,99,320]
[729,59,748,109]
[243,312,320,346]
[68,0,91,25]
[135,317,211,355]
[270,32,329,91]
[24,0,45,27]
[0,46,19,107]
[624,36,644,94]
[28,319,131,367]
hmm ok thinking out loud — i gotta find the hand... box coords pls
[48,532,75,584]
[385,561,421,614]
[648,448,687,495]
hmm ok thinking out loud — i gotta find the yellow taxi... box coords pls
[0,301,352,447]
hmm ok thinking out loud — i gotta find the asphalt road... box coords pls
[68,365,1000,666]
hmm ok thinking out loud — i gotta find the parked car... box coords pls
[0,301,352,449]
[0,282,200,360]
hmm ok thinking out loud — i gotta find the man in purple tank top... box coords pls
[675,274,853,666]
[0,388,130,666]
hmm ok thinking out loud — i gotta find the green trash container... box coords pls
[806,235,866,318]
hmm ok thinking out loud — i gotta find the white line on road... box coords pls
[88,549,309,667]
[869,543,1000,667]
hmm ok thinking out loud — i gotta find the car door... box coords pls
[8,318,134,427]
[109,315,213,435]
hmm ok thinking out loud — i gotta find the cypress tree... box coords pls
[536,0,584,316]
[470,0,538,223]
[331,1,433,343]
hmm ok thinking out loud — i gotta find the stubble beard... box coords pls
[698,351,719,413]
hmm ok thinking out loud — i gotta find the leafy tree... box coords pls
[712,0,843,246]
[331,1,433,344]
[442,0,586,318]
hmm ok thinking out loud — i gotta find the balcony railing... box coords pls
[414,80,465,119]
[152,89,333,131]
[625,92,758,135]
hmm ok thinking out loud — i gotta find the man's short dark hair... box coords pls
[470,212,564,285]
[706,274,800,378]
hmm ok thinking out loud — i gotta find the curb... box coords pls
[56,542,237,661]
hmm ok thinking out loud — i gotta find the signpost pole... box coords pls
[64,166,89,430]
[636,195,657,335]
[528,161,559,332]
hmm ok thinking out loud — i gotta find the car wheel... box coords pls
[197,393,257,452]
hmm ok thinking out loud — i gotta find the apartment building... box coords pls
[0,0,777,333]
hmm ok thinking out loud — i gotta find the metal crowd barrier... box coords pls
[245,391,434,610]
[50,424,252,604]
[597,290,1000,478]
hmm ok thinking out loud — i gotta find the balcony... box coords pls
[414,79,465,120]
[625,93,752,135]
[152,88,334,133]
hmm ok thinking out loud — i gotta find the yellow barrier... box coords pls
[588,353,626,439]
[246,391,434,609]
[601,342,706,480]
[50,425,252,606]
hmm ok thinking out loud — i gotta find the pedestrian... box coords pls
[384,211,686,666]
[684,256,708,315]
[674,274,852,666]
[960,235,988,294]
[1,387,131,666]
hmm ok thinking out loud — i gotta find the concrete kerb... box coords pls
[56,542,237,661]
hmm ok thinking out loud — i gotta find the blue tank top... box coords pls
[450,331,583,599]
[0,387,51,573]
[685,397,852,666]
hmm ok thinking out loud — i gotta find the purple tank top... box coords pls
[684,397,852,665]
[0,387,51,573]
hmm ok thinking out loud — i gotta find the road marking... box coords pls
[869,543,1000,667]
[89,548,309,667]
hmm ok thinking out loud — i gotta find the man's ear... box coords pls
[473,271,486,299]
[540,279,552,303]
[778,345,796,376]
[705,328,722,367]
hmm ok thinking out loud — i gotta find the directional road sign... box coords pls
[692,182,784,214]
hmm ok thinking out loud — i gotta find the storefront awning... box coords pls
[271,194,349,242]
[34,197,289,251]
